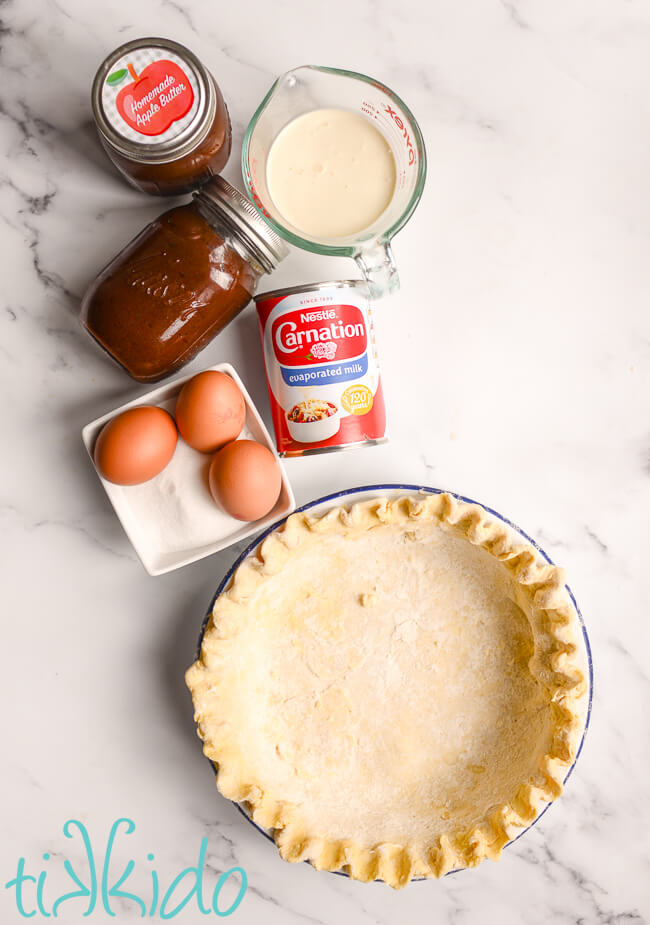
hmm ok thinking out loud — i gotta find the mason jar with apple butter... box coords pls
[91,37,232,195]
[80,177,288,382]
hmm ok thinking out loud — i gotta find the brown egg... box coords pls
[175,371,246,453]
[209,440,282,521]
[94,406,177,485]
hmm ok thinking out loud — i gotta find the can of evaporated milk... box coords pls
[255,281,387,458]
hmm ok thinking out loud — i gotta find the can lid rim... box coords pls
[254,280,369,303]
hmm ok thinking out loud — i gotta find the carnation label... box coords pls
[100,47,201,143]
[255,282,387,457]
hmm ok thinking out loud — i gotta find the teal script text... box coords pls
[4,818,247,919]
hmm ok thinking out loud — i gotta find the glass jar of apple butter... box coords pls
[80,178,288,382]
[91,37,232,195]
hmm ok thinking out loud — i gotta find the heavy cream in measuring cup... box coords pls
[266,109,396,238]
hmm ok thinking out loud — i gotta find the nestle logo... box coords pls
[300,309,336,323]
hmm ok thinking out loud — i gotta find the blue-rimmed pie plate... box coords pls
[189,485,592,886]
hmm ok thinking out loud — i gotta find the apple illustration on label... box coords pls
[112,59,195,137]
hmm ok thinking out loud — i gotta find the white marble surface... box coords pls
[1,0,648,921]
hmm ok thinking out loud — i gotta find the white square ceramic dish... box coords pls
[82,363,295,576]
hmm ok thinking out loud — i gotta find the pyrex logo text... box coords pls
[385,105,416,165]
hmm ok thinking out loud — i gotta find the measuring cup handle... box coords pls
[355,242,400,299]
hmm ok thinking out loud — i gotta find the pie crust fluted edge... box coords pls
[186,493,587,888]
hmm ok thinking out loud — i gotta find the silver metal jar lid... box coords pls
[91,37,216,164]
[196,177,289,273]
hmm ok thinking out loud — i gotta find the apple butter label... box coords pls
[256,284,387,457]
[101,48,200,143]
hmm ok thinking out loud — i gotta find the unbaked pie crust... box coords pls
[186,494,586,888]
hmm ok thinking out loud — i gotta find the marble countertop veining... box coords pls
[1,0,649,922]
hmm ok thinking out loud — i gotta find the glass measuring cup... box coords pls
[242,66,427,298]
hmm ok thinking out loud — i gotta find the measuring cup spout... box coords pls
[355,242,399,298]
